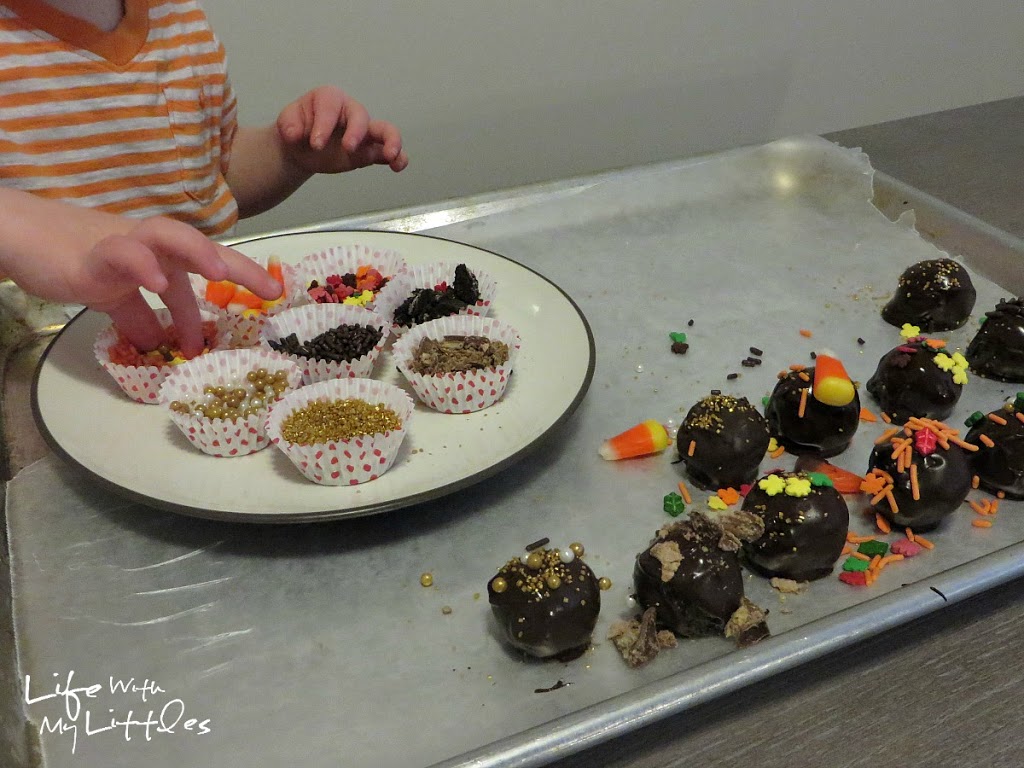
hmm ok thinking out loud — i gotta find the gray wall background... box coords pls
[201,0,1024,236]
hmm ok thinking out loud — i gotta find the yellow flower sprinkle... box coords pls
[758,474,787,496]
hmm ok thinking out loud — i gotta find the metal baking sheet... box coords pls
[10,136,1024,768]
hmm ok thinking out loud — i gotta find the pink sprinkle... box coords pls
[739,483,753,496]
[896,345,918,353]
[891,539,923,557]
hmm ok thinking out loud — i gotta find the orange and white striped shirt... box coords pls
[0,0,239,235]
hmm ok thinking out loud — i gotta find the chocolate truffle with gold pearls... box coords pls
[488,540,609,660]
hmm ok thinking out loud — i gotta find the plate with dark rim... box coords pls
[31,231,595,522]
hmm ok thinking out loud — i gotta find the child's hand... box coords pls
[275,86,408,175]
[74,218,281,357]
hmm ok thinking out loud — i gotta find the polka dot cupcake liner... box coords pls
[159,348,303,458]
[94,308,228,405]
[389,261,497,336]
[290,243,409,319]
[259,303,392,385]
[392,314,521,414]
[265,378,414,486]
[189,255,296,348]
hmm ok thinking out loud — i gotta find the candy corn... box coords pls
[204,255,286,315]
[812,353,855,406]
[599,419,669,460]
[204,279,236,307]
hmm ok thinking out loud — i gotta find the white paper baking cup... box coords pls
[392,314,521,413]
[190,255,295,348]
[389,261,497,334]
[259,303,392,385]
[265,378,414,485]
[159,348,303,458]
[290,244,409,317]
[94,309,227,404]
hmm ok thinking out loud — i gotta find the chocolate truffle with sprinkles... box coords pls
[487,541,608,660]
[676,393,771,490]
[881,258,977,332]
[864,418,975,531]
[633,509,769,645]
[964,395,1024,499]
[764,355,860,458]
[741,470,849,581]
[965,297,1024,383]
[866,337,968,423]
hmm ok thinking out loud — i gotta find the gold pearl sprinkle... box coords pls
[281,398,402,445]
[546,574,562,590]
[490,576,507,593]
[598,577,612,591]
[569,542,585,557]
[419,573,433,587]
[525,552,544,570]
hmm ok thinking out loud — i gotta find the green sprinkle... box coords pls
[842,557,870,572]
[669,332,688,344]
[965,411,985,428]
[857,540,889,557]
[806,472,833,487]
[762,396,771,407]
[663,492,686,517]
[1014,393,1024,411]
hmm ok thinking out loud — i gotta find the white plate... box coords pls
[31,231,595,522]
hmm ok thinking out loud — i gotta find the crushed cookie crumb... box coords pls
[650,540,683,582]
[769,577,808,594]
[724,597,770,647]
[608,607,677,668]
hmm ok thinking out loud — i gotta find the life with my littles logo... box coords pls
[25,670,212,755]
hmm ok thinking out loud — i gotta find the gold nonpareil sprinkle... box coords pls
[280,398,403,444]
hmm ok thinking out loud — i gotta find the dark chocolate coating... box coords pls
[633,521,743,638]
[881,258,976,332]
[865,340,963,423]
[488,549,600,660]
[867,442,972,531]
[966,298,1024,383]
[676,393,771,490]
[965,402,1024,500]
[764,367,860,458]
[741,472,850,581]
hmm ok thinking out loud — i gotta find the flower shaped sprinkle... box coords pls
[758,474,787,496]
[950,352,969,385]
[784,476,812,497]
[900,323,921,339]
[933,351,969,385]
[707,495,728,510]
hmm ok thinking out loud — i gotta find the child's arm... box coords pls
[0,188,281,357]
[225,86,408,218]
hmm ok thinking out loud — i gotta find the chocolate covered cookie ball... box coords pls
[881,258,976,332]
[488,540,605,660]
[866,337,967,423]
[966,298,1024,383]
[676,393,771,490]
[964,395,1024,500]
[865,420,973,531]
[764,357,860,458]
[633,509,766,641]
[741,470,849,581]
